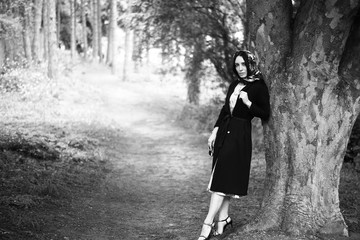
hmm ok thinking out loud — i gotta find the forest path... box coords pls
[50,64,315,240]
[57,64,221,240]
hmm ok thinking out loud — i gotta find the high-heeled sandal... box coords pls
[198,222,214,240]
[213,216,233,236]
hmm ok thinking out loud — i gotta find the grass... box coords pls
[0,56,112,238]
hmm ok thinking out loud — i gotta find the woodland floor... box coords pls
[0,63,359,240]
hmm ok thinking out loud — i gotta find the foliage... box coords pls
[129,0,246,103]
[0,56,111,236]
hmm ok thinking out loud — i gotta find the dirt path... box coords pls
[40,64,283,240]
[82,67,213,240]
[37,64,360,240]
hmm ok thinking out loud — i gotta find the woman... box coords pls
[197,50,270,240]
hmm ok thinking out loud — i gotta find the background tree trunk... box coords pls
[32,0,43,62]
[185,44,202,105]
[0,38,5,69]
[22,5,32,61]
[122,0,131,81]
[47,0,57,79]
[243,0,360,237]
[56,0,61,47]
[92,0,99,61]
[70,0,76,59]
[132,30,141,73]
[81,0,88,59]
[106,9,113,66]
[108,0,117,74]
[96,0,102,61]
[43,0,48,61]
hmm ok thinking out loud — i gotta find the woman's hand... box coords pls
[208,127,219,151]
[239,91,252,108]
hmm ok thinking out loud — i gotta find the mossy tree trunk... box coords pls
[243,0,360,236]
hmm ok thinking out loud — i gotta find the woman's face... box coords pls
[235,56,247,78]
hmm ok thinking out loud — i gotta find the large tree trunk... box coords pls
[32,0,43,62]
[242,0,360,237]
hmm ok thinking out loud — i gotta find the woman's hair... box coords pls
[232,50,259,79]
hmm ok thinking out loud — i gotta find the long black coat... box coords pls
[209,79,270,196]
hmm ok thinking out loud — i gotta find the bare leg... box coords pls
[215,196,231,234]
[198,193,225,240]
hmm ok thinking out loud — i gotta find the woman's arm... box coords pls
[248,83,270,120]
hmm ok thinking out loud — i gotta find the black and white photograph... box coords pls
[0,0,359,239]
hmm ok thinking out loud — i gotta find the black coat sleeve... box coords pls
[249,83,270,120]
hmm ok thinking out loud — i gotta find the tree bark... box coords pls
[185,43,202,105]
[32,0,43,62]
[47,0,57,79]
[81,0,88,59]
[22,5,32,61]
[43,0,48,61]
[70,0,76,59]
[56,0,61,47]
[106,7,113,65]
[97,0,102,61]
[92,0,99,61]
[132,30,141,73]
[109,0,117,74]
[243,0,360,237]
[122,0,131,81]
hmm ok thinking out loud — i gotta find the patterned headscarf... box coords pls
[232,50,262,83]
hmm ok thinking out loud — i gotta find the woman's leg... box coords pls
[198,193,225,239]
[218,196,230,220]
[215,196,231,234]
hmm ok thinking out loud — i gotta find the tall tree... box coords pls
[22,4,32,61]
[96,0,102,61]
[239,0,360,237]
[81,0,88,59]
[106,0,114,65]
[92,0,99,60]
[47,0,57,78]
[32,0,43,62]
[43,0,48,61]
[108,0,117,74]
[122,0,131,81]
[70,0,76,59]
[56,0,61,46]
